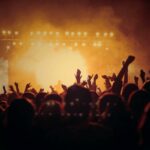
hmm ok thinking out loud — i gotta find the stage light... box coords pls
[104,32,108,37]
[71,32,75,36]
[6,45,10,50]
[93,42,97,47]
[65,31,69,36]
[7,30,11,35]
[56,32,60,36]
[62,42,66,46]
[14,31,19,35]
[12,42,16,46]
[2,30,6,35]
[83,32,87,36]
[43,31,47,36]
[74,42,78,47]
[77,32,81,36]
[55,42,59,46]
[97,41,102,47]
[96,32,100,37]
[30,32,34,36]
[19,42,23,46]
[82,42,86,47]
[110,32,114,37]
[49,32,53,35]
[105,47,109,51]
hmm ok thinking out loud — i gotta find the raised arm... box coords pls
[112,55,135,94]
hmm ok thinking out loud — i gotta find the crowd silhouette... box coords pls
[0,55,150,150]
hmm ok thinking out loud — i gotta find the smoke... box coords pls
[1,0,149,90]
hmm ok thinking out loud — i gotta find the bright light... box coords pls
[77,32,81,36]
[19,42,23,46]
[16,47,87,89]
[49,32,53,35]
[71,32,75,36]
[104,32,108,37]
[83,32,87,36]
[93,42,97,47]
[97,41,102,47]
[6,45,10,50]
[62,42,66,46]
[2,30,6,35]
[7,30,11,35]
[55,42,59,46]
[30,32,34,36]
[82,42,86,47]
[56,32,60,36]
[110,32,114,37]
[43,31,47,36]
[12,42,16,46]
[96,32,100,37]
[65,31,69,36]
[14,31,19,35]
[74,42,78,47]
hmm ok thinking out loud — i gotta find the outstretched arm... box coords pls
[14,82,20,94]
[112,55,135,94]
[75,69,82,84]
[140,69,146,83]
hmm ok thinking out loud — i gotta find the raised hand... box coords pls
[61,84,67,92]
[81,80,87,87]
[87,75,93,89]
[94,74,98,81]
[102,75,111,90]
[134,76,139,86]
[9,85,16,93]
[50,85,57,94]
[112,55,135,94]
[140,69,146,83]
[3,85,7,94]
[75,69,82,84]
[14,82,20,94]
[24,83,31,93]
[39,88,44,93]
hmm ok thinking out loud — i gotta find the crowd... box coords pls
[0,55,150,150]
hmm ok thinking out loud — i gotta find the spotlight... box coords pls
[77,32,81,36]
[96,32,100,37]
[7,30,11,35]
[55,42,59,46]
[14,31,19,35]
[104,32,108,37]
[110,32,114,37]
[12,42,16,46]
[43,31,47,36]
[97,41,102,47]
[6,45,10,50]
[71,32,75,36]
[62,42,66,46]
[65,31,69,36]
[19,42,23,46]
[83,32,87,36]
[56,32,60,36]
[2,30,6,35]
[30,32,34,36]
[93,42,97,47]
[105,47,109,51]
[49,32,53,35]
[82,42,86,47]
[74,42,78,47]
